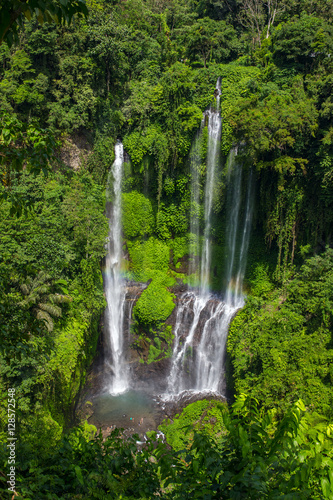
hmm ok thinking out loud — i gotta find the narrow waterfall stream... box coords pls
[225,156,254,308]
[104,141,129,395]
[201,77,222,293]
[165,80,254,399]
[195,155,254,393]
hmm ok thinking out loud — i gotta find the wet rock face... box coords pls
[169,253,191,275]
[166,293,223,346]
[123,280,149,338]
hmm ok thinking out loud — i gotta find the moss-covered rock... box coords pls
[134,278,175,325]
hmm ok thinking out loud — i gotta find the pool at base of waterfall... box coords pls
[83,389,164,438]
[77,388,226,440]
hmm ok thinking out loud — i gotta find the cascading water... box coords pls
[166,79,222,396]
[104,141,129,395]
[165,79,254,398]
[225,156,254,308]
[189,130,202,280]
[195,154,254,393]
[201,79,222,293]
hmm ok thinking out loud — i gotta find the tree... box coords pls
[272,14,333,72]
[185,17,237,67]
[0,0,88,46]
[62,175,109,261]
[0,111,60,214]
[265,0,286,38]
[237,0,287,46]
[87,17,130,96]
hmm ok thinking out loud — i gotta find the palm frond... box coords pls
[33,271,51,289]
[19,294,38,307]
[55,279,69,294]
[20,284,29,295]
[18,299,29,308]
[38,302,62,318]
[55,279,68,286]
[36,310,54,332]
[35,285,49,295]
[49,294,72,304]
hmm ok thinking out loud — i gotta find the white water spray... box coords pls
[105,141,129,395]
[195,155,254,392]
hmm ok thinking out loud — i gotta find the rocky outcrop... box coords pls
[59,133,92,170]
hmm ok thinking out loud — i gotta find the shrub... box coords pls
[133,278,175,325]
[122,191,154,239]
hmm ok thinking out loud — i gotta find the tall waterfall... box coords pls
[225,152,254,308]
[166,79,254,398]
[201,79,222,293]
[104,141,129,395]
[195,154,254,393]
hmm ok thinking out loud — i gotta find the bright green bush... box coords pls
[133,278,175,325]
[169,236,188,266]
[48,317,88,386]
[122,191,154,239]
[22,409,63,457]
[156,202,188,240]
[219,64,261,154]
[128,237,176,326]
[248,262,274,297]
[144,324,174,364]
[159,399,227,451]
[123,125,169,168]
[128,237,170,281]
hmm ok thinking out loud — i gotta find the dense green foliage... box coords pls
[1,395,333,499]
[0,170,108,452]
[1,0,333,497]
[122,191,154,239]
[159,399,227,451]
[228,247,333,418]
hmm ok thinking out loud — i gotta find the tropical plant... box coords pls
[19,271,71,332]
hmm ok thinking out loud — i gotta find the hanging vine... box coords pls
[266,182,304,282]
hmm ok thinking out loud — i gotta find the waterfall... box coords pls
[225,160,254,308]
[166,79,222,396]
[166,293,203,393]
[104,141,129,395]
[165,78,254,398]
[195,156,254,393]
[201,78,222,293]
[189,131,202,281]
[195,302,234,392]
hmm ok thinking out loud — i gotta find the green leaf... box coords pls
[321,478,331,498]
[75,465,84,487]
